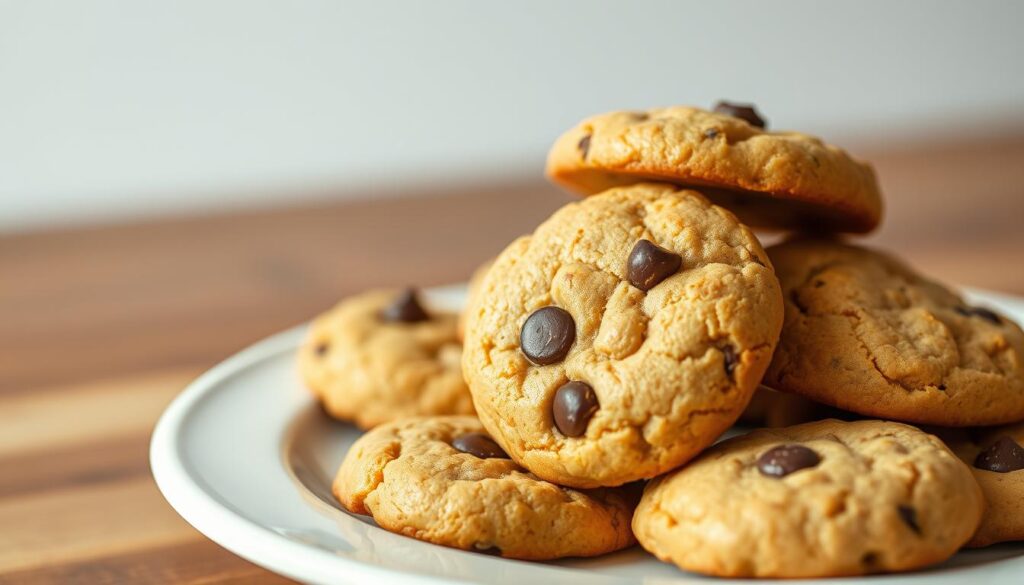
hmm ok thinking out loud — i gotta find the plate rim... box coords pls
[150,285,1024,584]
[150,324,460,585]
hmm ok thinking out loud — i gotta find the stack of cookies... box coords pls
[299,103,1024,578]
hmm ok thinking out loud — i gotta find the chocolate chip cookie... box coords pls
[633,419,984,578]
[333,416,637,559]
[937,422,1024,547]
[461,183,783,488]
[299,289,473,429]
[546,104,882,233]
[764,238,1024,426]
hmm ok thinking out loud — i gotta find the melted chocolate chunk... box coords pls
[380,288,430,323]
[314,341,330,357]
[713,101,766,128]
[898,505,921,535]
[578,134,592,159]
[627,240,682,291]
[451,432,509,459]
[552,381,599,437]
[974,436,1024,473]
[520,306,576,365]
[756,444,821,477]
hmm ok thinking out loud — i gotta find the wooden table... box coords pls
[2,135,1024,583]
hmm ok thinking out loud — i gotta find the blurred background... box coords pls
[2,0,1023,231]
[2,2,1023,582]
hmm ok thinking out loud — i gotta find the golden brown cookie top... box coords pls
[765,238,1024,426]
[333,416,637,560]
[462,183,783,488]
[299,289,472,429]
[633,419,984,578]
[546,105,883,233]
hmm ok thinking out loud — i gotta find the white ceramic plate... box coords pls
[152,285,1024,585]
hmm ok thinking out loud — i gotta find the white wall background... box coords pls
[1,0,1023,233]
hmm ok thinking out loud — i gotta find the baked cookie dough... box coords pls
[462,183,783,487]
[938,422,1024,547]
[299,289,473,429]
[764,238,1024,426]
[633,419,984,578]
[333,416,637,559]
[546,104,882,233]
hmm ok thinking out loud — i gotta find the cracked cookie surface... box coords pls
[764,238,1024,426]
[937,422,1024,547]
[299,290,473,429]
[333,416,637,559]
[461,183,783,487]
[634,419,983,578]
[546,105,883,233]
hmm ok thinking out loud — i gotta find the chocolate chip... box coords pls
[578,134,591,159]
[451,432,509,459]
[722,345,738,380]
[861,552,879,568]
[520,306,576,365]
[627,239,682,291]
[814,280,825,288]
[756,445,821,477]
[898,505,921,535]
[703,128,719,139]
[713,101,766,128]
[974,436,1024,473]
[313,341,330,356]
[380,288,430,323]
[552,381,599,437]
[956,305,1001,324]
[631,112,650,122]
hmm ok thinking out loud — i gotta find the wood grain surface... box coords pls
[2,134,1023,583]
